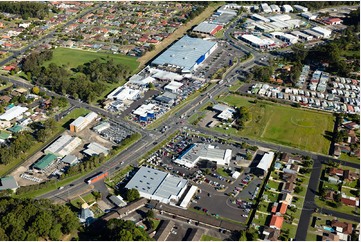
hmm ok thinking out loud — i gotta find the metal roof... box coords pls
[0,176,18,190]
[194,22,219,34]
[125,167,188,200]
[256,152,275,172]
[0,106,28,121]
[151,35,217,71]
[33,153,57,170]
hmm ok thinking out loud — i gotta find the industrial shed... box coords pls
[83,142,109,156]
[164,81,183,93]
[174,143,232,168]
[193,22,223,35]
[151,35,217,73]
[125,167,188,205]
[254,152,275,176]
[69,112,98,133]
[107,86,140,101]
[33,153,58,171]
[44,135,82,157]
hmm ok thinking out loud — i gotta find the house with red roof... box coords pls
[324,17,343,25]
[331,220,353,235]
[269,215,284,230]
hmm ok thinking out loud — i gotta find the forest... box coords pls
[0,198,80,241]
[0,1,50,20]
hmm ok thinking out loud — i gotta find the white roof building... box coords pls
[293,5,308,12]
[179,185,198,208]
[270,5,280,12]
[256,152,275,173]
[260,3,272,13]
[133,103,156,117]
[268,14,292,22]
[129,76,155,86]
[107,86,140,101]
[282,5,293,13]
[0,106,28,121]
[251,13,271,22]
[175,143,232,168]
[44,135,82,157]
[240,34,274,48]
[125,166,189,205]
[312,26,332,38]
[83,142,109,156]
[301,12,318,20]
[164,81,183,93]
[193,22,222,35]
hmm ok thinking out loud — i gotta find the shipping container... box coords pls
[86,171,109,184]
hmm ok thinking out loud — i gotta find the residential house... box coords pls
[279,192,293,205]
[341,195,359,207]
[329,168,343,177]
[343,170,359,182]
[322,232,339,241]
[324,190,335,201]
[282,182,295,193]
[282,173,297,183]
[263,227,280,241]
[331,220,353,235]
[269,215,284,230]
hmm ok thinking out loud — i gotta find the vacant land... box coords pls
[213,94,334,154]
[43,47,139,72]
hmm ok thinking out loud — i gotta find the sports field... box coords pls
[43,47,139,72]
[214,94,335,154]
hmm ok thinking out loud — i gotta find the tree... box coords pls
[91,191,102,200]
[29,86,40,95]
[245,227,258,241]
[205,168,211,175]
[245,152,253,160]
[294,186,303,194]
[125,188,140,202]
[146,210,155,219]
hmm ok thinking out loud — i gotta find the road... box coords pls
[1,9,358,236]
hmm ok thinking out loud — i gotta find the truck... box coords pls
[86,171,109,184]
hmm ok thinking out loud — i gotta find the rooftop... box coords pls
[151,35,217,72]
[33,153,58,170]
[0,176,19,190]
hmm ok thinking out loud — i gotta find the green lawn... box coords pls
[216,168,230,178]
[214,94,334,154]
[315,199,359,216]
[201,235,222,241]
[282,222,298,239]
[253,212,269,226]
[0,82,12,91]
[43,47,139,72]
[340,153,360,164]
[228,81,243,92]
[267,180,281,191]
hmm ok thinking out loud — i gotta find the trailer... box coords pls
[86,171,109,184]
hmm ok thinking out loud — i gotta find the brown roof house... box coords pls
[263,227,280,241]
[282,182,295,193]
[331,220,353,235]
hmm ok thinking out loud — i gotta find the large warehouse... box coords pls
[69,112,98,133]
[107,86,140,101]
[44,135,82,157]
[175,143,232,168]
[151,35,217,73]
[125,166,188,204]
[193,22,223,36]
[0,106,28,121]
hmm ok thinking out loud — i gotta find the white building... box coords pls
[255,152,275,176]
[44,135,82,157]
[270,5,280,12]
[301,12,318,20]
[69,112,98,132]
[251,13,271,22]
[282,5,293,13]
[0,106,28,121]
[107,86,140,101]
[293,5,308,12]
[260,3,272,13]
[83,142,109,156]
[125,166,189,205]
[240,34,274,48]
[312,26,332,38]
[164,81,183,93]
[174,143,232,168]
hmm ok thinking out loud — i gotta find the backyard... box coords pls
[212,94,334,154]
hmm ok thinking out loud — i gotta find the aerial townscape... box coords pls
[0,1,360,241]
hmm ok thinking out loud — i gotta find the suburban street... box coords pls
[0,6,358,239]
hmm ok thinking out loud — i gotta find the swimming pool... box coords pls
[323,226,335,233]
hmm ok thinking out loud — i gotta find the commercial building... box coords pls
[293,4,308,12]
[240,34,274,48]
[155,92,177,106]
[260,3,272,13]
[174,143,232,168]
[69,112,98,133]
[193,22,223,36]
[83,142,109,156]
[61,154,79,166]
[270,5,280,12]
[179,185,198,208]
[213,104,235,121]
[133,103,157,121]
[302,29,323,39]
[93,122,111,133]
[125,166,188,204]
[251,13,270,22]
[324,17,342,25]
[312,26,332,38]
[44,135,82,157]
[282,5,293,13]
[300,12,318,20]
[107,86,140,101]
[151,35,217,73]
[164,81,183,93]
[33,153,58,171]
[291,31,313,41]
[254,152,275,176]
[0,176,19,191]
[0,106,28,121]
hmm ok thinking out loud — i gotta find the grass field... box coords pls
[214,94,334,154]
[201,235,222,241]
[340,153,360,164]
[43,47,139,72]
